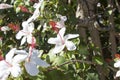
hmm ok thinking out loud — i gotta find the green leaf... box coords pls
[92,56,104,65]
[52,56,69,70]
[44,70,71,80]
[79,46,89,55]
[47,49,57,62]
[86,73,99,80]
[16,7,20,13]
[53,56,66,65]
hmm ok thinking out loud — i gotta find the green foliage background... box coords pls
[0,0,120,80]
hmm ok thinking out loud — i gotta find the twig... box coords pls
[47,59,96,71]
[115,0,120,13]
[107,65,118,72]
[47,59,118,73]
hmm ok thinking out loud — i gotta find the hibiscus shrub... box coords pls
[0,0,120,80]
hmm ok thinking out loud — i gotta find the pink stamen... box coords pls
[4,60,12,67]
[58,33,65,45]
[28,37,36,62]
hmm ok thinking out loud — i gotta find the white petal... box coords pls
[25,62,39,76]
[56,21,65,28]
[22,21,28,28]
[27,36,36,44]
[27,16,35,23]
[31,56,50,67]
[32,9,40,19]
[30,2,42,22]
[0,3,13,9]
[33,1,43,9]
[64,34,79,40]
[20,36,27,45]
[27,9,40,23]
[65,41,76,51]
[114,61,120,68]
[10,65,21,77]
[0,61,7,69]
[0,71,7,79]
[1,26,10,31]
[33,3,40,8]
[32,49,39,56]
[28,22,34,33]
[53,44,65,54]
[48,38,60,44]
[60,16,67,21]
[116,70,120,77]
[31,49,43,61]
[0,71,10,80]
[22,22,34,32]
[15,50,28,55]
[57,27,66,39]
[16,31,24,40]
[5,48,16,63]
[27,36,32,44]
[57,14,67,21]
[0,61,9,77]
[13,54,27,63]
[30,49,49,67]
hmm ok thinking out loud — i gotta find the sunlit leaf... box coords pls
[53,56,66,65]
[108,10,112,15]
[92,56,104,65]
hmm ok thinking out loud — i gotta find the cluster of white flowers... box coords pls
[0,0,49,80]
[0,0,79,80]
[0,48,49,80]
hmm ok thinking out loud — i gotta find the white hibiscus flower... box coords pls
[16,46,50,76]
[0,48,27,80]
[27,0,44,23]
[24,47,50,76]
[16,21,35,45]
[48,27,79,54]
